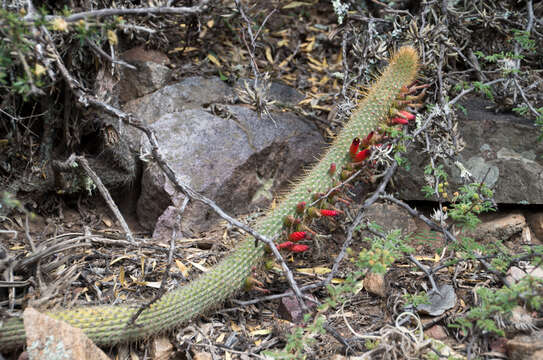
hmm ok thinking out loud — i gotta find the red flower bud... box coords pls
[391,116,409,125]
[329,163,336,175]
[398,110,415,120]
[277,241,294,250]
[361,131,374,148]
[320,209,339,217]
[290,244,309,253]
[296,201,306,214]
[349,138,360,158]
[288,231,307,242]
[353,148,371,162]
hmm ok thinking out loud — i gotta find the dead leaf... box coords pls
[249,328,271,336]
[175,259,190,277]
[207,53,221,68]
[265,46,274,64]
[282,1,313,9]
[297,266,331,275]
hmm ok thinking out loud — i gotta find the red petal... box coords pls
[320,209,339,217]
[349,138,360,158]
[361,131,374,148]
[290,244,309,253]
[354,148,371,162]
[277,241,294,250]
[329,163,336,175]
[398,110,415,120]
[391,116,409,125]
[288,231,307,242]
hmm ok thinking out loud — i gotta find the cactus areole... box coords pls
[0,46,420,349]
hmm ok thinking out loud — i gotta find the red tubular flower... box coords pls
[290,244,309,253]
[391,116,409,125]
[296,201,306,214]
[349,138,360,158]
[361,131,374,148]
[353,148,371,162]
[320,209,339,217]
[329,163,336,175]
[398,110,415,120]
[288,231,307,242]
[277,241,294,250]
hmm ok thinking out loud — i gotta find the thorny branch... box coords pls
[22,2,211,23]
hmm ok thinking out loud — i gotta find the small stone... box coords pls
[463,213,526,243]
[506,331,543,360]
[150,336,174,360]
[527,212,543,241]
[364,272,386,298]
[506,266,543,285]
[416,285,456,316]
[278,295,317,323]
[424,325,448,340]
[193,352,213,360]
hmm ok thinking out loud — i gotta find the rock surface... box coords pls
[527,212,543,241]
[395,97,543,204]
[119,46,172,103]
[461,212,526,243]
[506,331,543,360]
[132,83,324,232]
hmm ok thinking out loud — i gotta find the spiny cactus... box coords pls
[0,46,420,349]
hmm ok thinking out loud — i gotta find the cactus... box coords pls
[0,46,420,349]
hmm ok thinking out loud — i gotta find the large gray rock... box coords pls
[395,97,543,204]
[122,76,235,123]
[137,105,325,233]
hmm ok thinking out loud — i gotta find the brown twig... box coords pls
[24,2,211,23]
[85,39,137,70]
[74,155,135,243]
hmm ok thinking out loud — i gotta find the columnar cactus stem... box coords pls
[0,46,420,349]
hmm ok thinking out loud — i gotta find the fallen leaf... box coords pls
[249,328,271,336]
[230,321,242,332]
[175,259,190,277]
[102,217,113,227]
[110,255,131,265]
[265,46,274,64]
[207,53,221,68]
[297,267,331,275]
[282,1,313,9]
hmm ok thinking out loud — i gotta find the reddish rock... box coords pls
[424,325,448,340]
[278,295,318,323]
[527,212,543,241]
[506,331,543,360]
[364,272,387,298]
[463,212,526,243]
